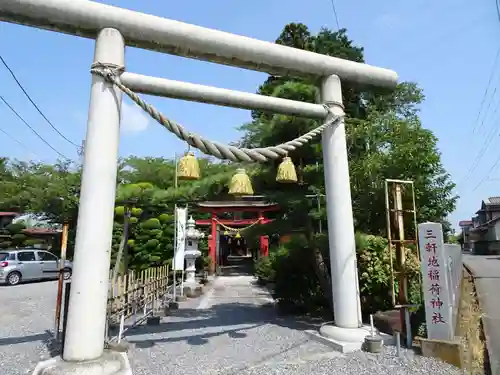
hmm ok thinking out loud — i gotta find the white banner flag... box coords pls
[173,207,187,271]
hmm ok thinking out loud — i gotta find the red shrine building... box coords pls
[195,198,279,271]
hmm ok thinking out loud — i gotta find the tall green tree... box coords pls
[240,23,457,238]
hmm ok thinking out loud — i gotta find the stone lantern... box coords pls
[184,216,204,285]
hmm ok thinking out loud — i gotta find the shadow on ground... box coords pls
[123,302,326,349]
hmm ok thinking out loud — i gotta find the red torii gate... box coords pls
[195,200,279,270]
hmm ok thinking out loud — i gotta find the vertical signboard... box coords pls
[173,207,187,271]
[417,222,453,340]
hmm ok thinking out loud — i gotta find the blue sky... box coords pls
[0,0,497,229]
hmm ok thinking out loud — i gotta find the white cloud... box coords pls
[121,100,150,134]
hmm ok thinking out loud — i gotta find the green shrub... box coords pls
[410,304,427,338]
[254,256,275,284]
[145,239,160,248]
[11,233,27,244]
[272,236,328,314]
[131,207,143,217]
[355,232,421,315]
[5,223,25,234]
[158,213,171,223]
[142,218,161,230]
[356,233,392,314]
[24,239,42,246]
[114,206,125,216]
[136,182,154,190]
[255,231,422,318]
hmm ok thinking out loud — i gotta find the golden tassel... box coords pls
[228,168,254,195]
[177,152,200,180]
[276,156,298,183]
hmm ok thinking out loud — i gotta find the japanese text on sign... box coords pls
[418,222,452,341]
[424,228,446,326]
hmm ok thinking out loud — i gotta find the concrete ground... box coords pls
[0,280,59,375]
[463,254,500,375]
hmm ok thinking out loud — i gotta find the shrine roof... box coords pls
[196,200,279,209]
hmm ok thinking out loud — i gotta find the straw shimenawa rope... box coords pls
[90,63,342,163]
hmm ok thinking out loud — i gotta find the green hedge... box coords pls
[254,232,422,317]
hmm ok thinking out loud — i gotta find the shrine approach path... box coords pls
[125,275,464,375]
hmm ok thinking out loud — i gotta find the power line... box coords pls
[0,125,30,151]
[472,44,500,134]
[0,95,70,160]
[0,54,80,148]
[472,151,500,192]
[329,0,340,30]
[457,103,500,188]
[459,2,500,186]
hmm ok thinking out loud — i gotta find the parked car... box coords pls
[0,249,72,286]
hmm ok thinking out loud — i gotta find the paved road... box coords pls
[0,280,58,375]
[463,254,500,375]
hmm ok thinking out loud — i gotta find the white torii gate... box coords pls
[0,1,398,374]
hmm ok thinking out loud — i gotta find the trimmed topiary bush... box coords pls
[158,213,171,223]
[114,206,125,216]
[131,208,143,217]
[141,218,161,230]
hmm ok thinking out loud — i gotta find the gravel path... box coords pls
[127,276,465,375]
[0,276,465,375]
[0,280,58,375]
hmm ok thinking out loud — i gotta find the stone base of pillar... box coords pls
[33,350,132,375]
[305,324,394,353]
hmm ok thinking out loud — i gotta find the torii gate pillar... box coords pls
[319,75,364,337]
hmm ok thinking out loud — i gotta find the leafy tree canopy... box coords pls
[239,23,457,237]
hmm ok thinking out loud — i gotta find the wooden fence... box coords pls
[106,265,170,341]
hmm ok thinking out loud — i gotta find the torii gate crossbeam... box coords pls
[0,0,397,87]
[0,1,398,374]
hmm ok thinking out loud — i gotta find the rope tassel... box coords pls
[276,156,298,183]
[178,152,200,180]
[228,168,254,196]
